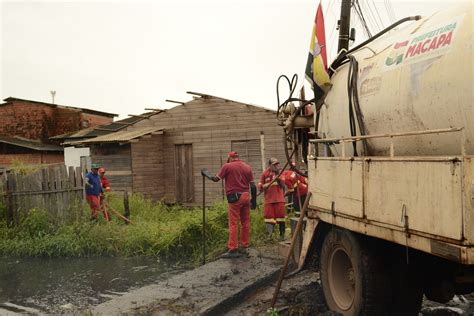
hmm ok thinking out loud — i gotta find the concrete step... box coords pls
[91,246,283,315]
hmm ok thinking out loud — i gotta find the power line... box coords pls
[388,0,397,21]
[353,0,372,38]
[361,0,381,33]
[384,0,396,23]
[370,0,386,29]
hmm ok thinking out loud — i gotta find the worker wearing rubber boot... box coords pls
[210,152,257,259]
[258,158,286,240]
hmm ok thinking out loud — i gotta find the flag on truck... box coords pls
[305,2,331,101]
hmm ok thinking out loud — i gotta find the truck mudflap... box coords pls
[297,218,319,269]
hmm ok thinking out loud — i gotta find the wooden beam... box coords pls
[112,121,134,125]
[165,100,185,105]
[93,127,118,131]
[127,114,151,118]
[144,108,165,112]
[187,91,212,99]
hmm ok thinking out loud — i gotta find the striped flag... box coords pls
[305,2,331,101]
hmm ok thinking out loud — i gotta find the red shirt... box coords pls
[217,160,254,195]
[285,171,308,197]
[258,168,285,204]
[282,170,295,193]
[101,176,111,192]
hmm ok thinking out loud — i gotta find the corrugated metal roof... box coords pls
[53,111,163,141]
[50,127,97,140]
[0,136,63,151]
[69,127,163,145]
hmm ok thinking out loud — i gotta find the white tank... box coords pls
[318,2,473,156]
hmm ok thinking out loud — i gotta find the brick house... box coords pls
[0,97,117,167]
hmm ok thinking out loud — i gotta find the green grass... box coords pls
[0,194,272,264]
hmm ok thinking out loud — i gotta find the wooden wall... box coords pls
[129,97,286,205]
[131,134,164,201]
[90,143,132,193]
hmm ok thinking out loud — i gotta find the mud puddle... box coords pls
[0,257,184,314]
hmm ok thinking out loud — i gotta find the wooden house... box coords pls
[71,92,287,205]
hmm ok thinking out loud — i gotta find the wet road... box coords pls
[0,257,183,314]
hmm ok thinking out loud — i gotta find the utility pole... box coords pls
[338,0,352,53]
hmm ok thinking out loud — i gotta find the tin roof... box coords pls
[0,136,63,151]
[52,111,163,141]
[68,126,163,145]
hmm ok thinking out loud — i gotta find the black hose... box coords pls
[329,15,421,75]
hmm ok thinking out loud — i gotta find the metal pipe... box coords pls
[271,192,312,308]
[202,175,206,265]
[330,15,422,75]
[310,127,463,144]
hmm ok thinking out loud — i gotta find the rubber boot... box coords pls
[266,223,274,236]
[278,223,285,241]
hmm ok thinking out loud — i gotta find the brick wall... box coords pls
[0,101,54,142]
[82,113,113,127]
[0,152,64,166]
[0,100,114,142]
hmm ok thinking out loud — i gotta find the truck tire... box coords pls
[320,228,391,315]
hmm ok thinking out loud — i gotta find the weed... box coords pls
[0,194,272,264]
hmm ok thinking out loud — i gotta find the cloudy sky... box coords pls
[1,0,454,118]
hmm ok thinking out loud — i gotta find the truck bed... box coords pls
[307,155,474,264]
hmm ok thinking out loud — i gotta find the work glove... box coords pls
[250,183,257,210]
[251,197,257,210]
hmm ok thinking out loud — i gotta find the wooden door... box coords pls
[175,144,194,203]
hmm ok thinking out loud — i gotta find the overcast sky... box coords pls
[1,0,455,119]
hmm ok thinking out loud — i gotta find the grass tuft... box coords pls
[0,194,272,264]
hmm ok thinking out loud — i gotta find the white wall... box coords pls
[64,146,90,168]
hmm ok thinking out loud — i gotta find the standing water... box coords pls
[0,256,183,314]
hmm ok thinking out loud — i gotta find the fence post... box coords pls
[124,191,130,224]
[6,178,13,227]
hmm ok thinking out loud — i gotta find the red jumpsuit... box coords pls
[284,171,308,212]
[258,168,286,224]
[217,159,254,252]
[100,175,111,221]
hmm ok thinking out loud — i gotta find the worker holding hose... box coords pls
[258,158,286,240]
[207,152,257,259]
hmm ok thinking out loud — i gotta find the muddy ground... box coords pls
[226,269,474,316]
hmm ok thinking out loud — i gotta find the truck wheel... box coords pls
[320,228,390,315]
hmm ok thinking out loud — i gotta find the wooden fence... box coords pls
[0,164,85,224]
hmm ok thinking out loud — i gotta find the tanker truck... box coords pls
[279,2,474,315]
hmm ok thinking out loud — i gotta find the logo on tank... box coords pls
[383,15,464,70]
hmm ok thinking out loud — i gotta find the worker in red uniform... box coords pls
[284,163,308,214]
[259,157,286,240]
[98,167,111,221]
[209,151,256,259]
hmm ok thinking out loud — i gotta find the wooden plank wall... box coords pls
[131,134,164,201]
[91,143,132,193]
[130,97,286,205]
[0,164,84,224]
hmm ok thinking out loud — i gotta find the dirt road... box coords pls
[226,269,474,316]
